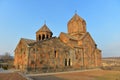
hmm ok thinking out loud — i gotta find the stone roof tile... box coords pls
[21,38,35,46]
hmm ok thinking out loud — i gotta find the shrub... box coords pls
[2,66,8,70]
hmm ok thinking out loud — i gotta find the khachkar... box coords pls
[14,13,102,72]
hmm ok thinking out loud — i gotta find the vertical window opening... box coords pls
[69,58,71,66]
[42,34,45,40]
[54,50,57,58]
[39,35,41,41]
[46,35,49,39]
[65,59,67,66]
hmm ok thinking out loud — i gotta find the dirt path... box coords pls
[27,69,100,76]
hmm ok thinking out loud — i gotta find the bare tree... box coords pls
[3,52,11,60]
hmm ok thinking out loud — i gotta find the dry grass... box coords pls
[54,70,120,80]
[1,70,120,80]
[0,73,27,80]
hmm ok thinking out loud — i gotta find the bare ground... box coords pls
[0,73,27,80]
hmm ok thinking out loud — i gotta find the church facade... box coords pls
[14,14,102,72]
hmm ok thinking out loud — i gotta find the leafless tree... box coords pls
[2,52,11,61]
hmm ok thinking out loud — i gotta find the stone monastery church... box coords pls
[14,13,102,72]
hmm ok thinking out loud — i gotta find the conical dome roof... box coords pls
[68,13,86,24]
[36,24,52,33]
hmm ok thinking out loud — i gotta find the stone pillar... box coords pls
[49,34,50,38]
[40,34,42,40]
[45,34,47,40]
[41,34,43,40]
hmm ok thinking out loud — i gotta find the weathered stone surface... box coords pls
[14,13,102,72]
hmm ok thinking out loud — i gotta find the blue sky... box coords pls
[0,0,120,57]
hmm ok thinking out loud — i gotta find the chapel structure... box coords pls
[14,13,102,72]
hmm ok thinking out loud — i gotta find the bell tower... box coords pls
[36,24,53,41]
[67,13,86,36]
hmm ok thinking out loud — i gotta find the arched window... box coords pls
[46,35,49,39]
[65,59,67,66]
[39,35,41,41]
[42,34,45,40]
[54,50,57,58]
[50,34,52,37]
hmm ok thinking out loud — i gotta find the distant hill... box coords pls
[102,57,120,59]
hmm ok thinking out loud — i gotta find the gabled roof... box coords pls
[36,24,52,33]
[60,32,78,40]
